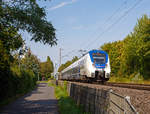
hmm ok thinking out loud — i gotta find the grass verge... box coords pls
[109,76,150,84]
[37,80,49,84]
[48,81,89,114]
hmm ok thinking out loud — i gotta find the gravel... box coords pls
[72,82,150,114]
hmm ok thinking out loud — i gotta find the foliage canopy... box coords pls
[101,14,150,79]
[40,56,54,79]
[0,0,56,104]
[58,56,78,72]
[0,0,56,46]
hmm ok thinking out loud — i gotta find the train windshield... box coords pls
[93,53,105,64]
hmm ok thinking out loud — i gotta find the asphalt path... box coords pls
[1,83,58,114]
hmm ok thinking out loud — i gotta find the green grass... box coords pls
[48,81,89,114]
[109,75,150,84]
[37,80,49,84]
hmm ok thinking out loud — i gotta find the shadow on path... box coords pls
[1,83,58,114]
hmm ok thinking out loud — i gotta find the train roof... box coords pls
[61,49,108,73]
[79,49,108,57]
[89,49,108,54]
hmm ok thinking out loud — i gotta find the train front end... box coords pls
[89,50,111,81]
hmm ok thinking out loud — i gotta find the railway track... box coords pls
[62,80,150,114]
[103,82,150,91]
[66,80,150,91]
[71,81,150,91]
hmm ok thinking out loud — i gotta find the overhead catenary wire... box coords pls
[79,0,128,50]
[61,0,144,64]
[84,0,143,50]
[62,49,77,58]
[63,0,129,58]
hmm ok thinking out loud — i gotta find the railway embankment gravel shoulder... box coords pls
[72,82,150,114]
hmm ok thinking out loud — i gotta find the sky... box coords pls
[23,0,150,69]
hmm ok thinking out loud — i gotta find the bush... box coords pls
[0,65,37,106]
[11,66,36,94]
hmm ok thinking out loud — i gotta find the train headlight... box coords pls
[106,73,110,78]
[91,73,95,77]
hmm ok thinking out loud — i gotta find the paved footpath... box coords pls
[1,83,58,114]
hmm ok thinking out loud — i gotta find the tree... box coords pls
[133,15,150,78]
[0,0,56,101]
[101,41,123,75]
[0,26,24,101]
[58,64,66,72]
[40,56,54,79]
[72,56,78,63]
[21,48,40,76]
[47,56,54,73]
[0,0,56,46]
[58,56,78,72]
[100,14,150,80]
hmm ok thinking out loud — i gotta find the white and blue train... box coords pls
[59,50,111,82]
